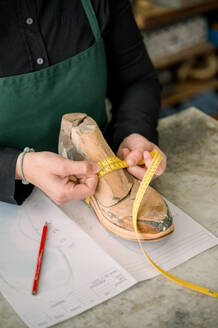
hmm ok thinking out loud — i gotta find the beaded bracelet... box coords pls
[19,147,35,185]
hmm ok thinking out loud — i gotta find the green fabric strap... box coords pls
[81,0,101,41]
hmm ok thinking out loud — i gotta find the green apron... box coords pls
[0,0,107,153]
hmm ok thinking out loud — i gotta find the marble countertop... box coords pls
[1,107,218,328]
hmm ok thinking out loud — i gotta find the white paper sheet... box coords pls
[62,197,218,281]
[0,189,135,328]
[0,188,217,328]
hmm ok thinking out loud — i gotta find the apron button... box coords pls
[36,57,44,65]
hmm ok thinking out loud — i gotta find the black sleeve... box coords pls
[104,0,161,152]
[0,148,33,205]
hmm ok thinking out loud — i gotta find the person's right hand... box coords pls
[15,151,100,205]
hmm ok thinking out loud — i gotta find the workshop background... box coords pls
[132,0,218,120]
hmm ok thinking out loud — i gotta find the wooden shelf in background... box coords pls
[153,41,215,70]
[162,79,218,108]
[133,0,218,30]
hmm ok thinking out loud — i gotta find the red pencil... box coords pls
[32,222,48,295]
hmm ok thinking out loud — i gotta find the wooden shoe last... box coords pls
[59,113,174,241]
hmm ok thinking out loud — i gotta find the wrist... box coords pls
[15,153,22,180]
[15,148,35,183]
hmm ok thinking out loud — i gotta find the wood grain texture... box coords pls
[59,113,174,240]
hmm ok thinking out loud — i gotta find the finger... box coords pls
[155,156,167,176]
[144,150,166,176]
[67,175,98,201]
[150,146,167,176]
[143,151,153,168]
[127,166,147,180]
[117,148,130,160]
[49,174,98,205]
[125,149,143,166]
[55,159,100,177]
[127,165,162,181]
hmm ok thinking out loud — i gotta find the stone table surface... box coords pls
[0,107,218,328]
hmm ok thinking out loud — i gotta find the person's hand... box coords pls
[15,152,100,205]
[117,133,166,180]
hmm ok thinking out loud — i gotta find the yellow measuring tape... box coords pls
[87,150,218,298]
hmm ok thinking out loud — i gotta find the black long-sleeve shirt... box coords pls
[0,0,161,205]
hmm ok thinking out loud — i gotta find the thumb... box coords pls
[117,147,130,160]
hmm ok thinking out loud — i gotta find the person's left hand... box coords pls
[117,133,167,180]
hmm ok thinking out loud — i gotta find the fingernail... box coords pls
[91,163,100,173]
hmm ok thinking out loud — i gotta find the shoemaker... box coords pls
[0,0,166,206]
